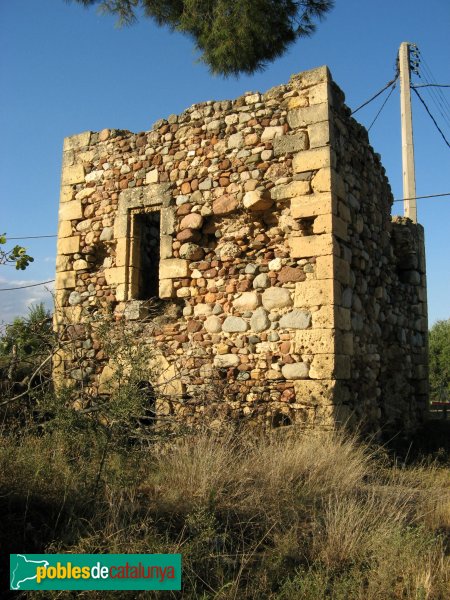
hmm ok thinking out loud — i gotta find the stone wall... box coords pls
[54,65,428,434]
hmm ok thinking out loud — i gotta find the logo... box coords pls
[10,554,181,591]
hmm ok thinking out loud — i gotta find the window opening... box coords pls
[133,211,161,299]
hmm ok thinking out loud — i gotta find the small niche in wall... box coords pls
[132,210,161,300]
[298,217,315,236]
[90,240,108,269]
[136,380,156,426]
[272,412,292,428]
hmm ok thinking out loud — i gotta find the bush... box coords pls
[429,318,450,402]
[1,420,449,599]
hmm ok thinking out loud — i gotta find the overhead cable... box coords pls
[393,192,450,203]
[412,87,450,149]
[411,84,450,89]
[417,49,450,128]
[351,75,399,115]
[367,80,397,131]
[5,235,57,240]
[0,280,55,292]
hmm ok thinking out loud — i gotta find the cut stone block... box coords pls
[160,235,173,260]
[159,259,189,279]
[116,283,126,302]
[287,102,329,129]
[271,180,310,201]
[308,121,331,148]
[294,278,339,307]
[295,328,335,354]
[159,279,174,298]
[55,271,76,290]
[62,165,85,185]
[289,233,337,258]
[311,168,332,193]
[293,147,333,173]
[63,131,91,152]
[289,65,331,88]
[311,168,345,196]
[59,199,82,221]
[315,254,350,285]
[104,267,124,286]
[290,193,336,218]
[307,82,332,106]
[309,354,351,379]
[160,208,175,235]
[293,378,338,404]
[55,254,71,272]
[313,213,348,240]
[114,238,128,267]
[58,236,80,255]
[60,186,74,203]
[58,220,73,238]
[273,132,308,156]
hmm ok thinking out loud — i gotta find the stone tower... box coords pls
[54,66,428,435]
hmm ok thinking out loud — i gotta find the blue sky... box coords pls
[1,0,449,325]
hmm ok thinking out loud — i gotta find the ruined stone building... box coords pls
[54,66,428,434]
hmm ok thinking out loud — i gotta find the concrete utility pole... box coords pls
[399,42,417,223]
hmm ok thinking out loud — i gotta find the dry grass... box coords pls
[1,421,449,599]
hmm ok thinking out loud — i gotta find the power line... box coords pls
[0,280,55,292]
[420,53,450,118]
[412,87,450,148]
[351,75,399,115]
[392,192,450,203]
[367,81,397,132]
[416,49,450,129]
[412,84,450,89]
[5,235,57,240]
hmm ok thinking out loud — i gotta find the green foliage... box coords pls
[0,233,34,270]
[429,318,450,401]
[0,303,53,361]
[71,0,335,75]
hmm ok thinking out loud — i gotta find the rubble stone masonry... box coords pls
[54,66,428,434]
